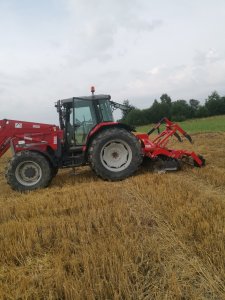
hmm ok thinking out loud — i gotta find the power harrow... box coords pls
[136,117,205,172]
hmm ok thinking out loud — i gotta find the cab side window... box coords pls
[73,100,97,145]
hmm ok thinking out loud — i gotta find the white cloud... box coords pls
[194,49,220,66]
[147,65,166,75]
[0,0,225,123]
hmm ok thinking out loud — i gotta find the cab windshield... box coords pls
[97,100,114,122]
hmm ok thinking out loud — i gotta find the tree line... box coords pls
[121,91,225,126]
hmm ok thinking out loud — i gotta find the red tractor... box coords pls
[0,88,205,191]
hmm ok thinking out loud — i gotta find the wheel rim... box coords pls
[15,161,42,186]
[100,139,132,172]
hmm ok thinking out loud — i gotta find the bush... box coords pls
[122,91,225,126]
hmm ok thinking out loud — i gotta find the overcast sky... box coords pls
[1,0,225,123]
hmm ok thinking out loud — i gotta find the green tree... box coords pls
[149,100,163,123]
[121,100,135,120]
[160,94,172,105]
[205,91,225,115]
[196,105,209,118]
[124,109,148,126]
[221,96,225,113]
[189,99,200,118]
[122,91,225,127]
[159,94,172,119]
[171,100,191,121]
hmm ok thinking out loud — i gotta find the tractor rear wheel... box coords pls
[6,151,52,192]
[88,128,143,181]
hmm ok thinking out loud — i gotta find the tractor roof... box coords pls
[61,94,111,104]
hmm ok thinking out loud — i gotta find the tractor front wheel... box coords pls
[6,151,52,192]
[88,128,143,181]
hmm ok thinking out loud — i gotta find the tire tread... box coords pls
[5,151,52,191]
[88,128,143,181]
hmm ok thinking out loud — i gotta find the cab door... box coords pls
[73,100,97,145]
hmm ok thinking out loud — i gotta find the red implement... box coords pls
[136,118,204,167]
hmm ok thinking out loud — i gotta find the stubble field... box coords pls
[0,131,225,299]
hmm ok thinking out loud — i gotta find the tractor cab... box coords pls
[56,92,114,147]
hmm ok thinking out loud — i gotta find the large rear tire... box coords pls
[5,151,52,192]
[88,128,143,181]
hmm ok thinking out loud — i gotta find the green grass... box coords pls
[137,115,225,134]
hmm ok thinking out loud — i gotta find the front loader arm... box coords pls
[0,119,63,158]
[0,138,11,157]
[0,120,14,157]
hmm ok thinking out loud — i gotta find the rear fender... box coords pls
[84,123,135,155]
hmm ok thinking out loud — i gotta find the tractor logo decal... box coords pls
[33,124,40,129]
[15,123,22,128]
